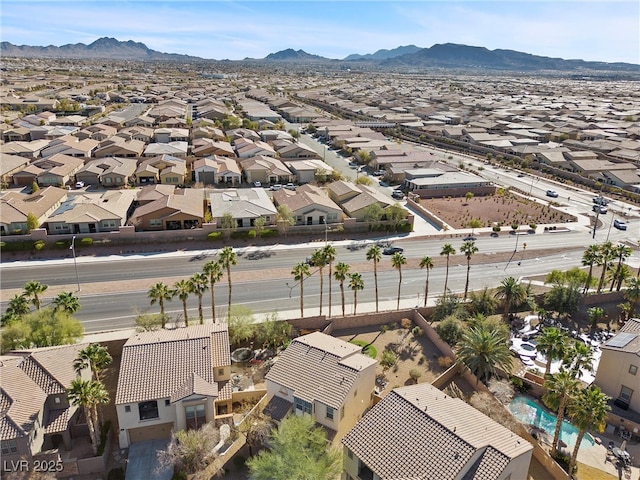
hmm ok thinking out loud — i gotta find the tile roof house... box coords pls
[93,137,145,158]
[0,186,67,235]
[134,155,187,186]
[209,188,277,228]
[115,324,232,448]
[143,141,188,158]
[264,332,377,443]
[1,345,91,465]
[128,187,204,231]
[342,383,533,480]
[40,136,99,158]
[191,138,236,158]
[272,184,343,226]
[75,157,137,187]
[11,153,85,188]
[284,159,333,184]
[239,155,295,185]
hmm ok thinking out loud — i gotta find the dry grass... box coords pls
[576,461,619,480]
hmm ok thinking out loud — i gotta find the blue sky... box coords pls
[2,1,639,64]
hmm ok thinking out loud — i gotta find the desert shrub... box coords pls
[434,316,464,346]
[55,240,70,249]
[34,240,46,251]
[248,230,257,239]
[80,237,93,246]
[207,232,222,241]
[399,318,413,329]
[437,356,453,368]
[261,228,278,238]
[409,369,422,383]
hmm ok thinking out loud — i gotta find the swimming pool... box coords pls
[509,396,594,449]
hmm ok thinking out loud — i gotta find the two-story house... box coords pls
[264,332,377,443]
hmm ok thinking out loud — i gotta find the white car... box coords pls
[545,190,558,198]
[75,181,85,188]
[269,184,283,191]
[253,181,262,187]
[284,183,296,191]
[614,219,627,230]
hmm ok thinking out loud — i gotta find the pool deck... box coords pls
[559,431,639,478]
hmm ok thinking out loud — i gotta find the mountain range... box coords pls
[2,37,638,72]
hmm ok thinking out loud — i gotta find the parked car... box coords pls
[593,196,610,206]
[463,236,477,242]
[269,184,283,191]
[592,204,607,214]
[383,246,404,255]
[391,190,405,200]
[284,183,296,191]
[379,181,389,187]
[75,181,85,188]
[348,161,359,169]
[614,219,627,230]
[545,190,559,198]
[253,181,262,187]
[373,170,386,176]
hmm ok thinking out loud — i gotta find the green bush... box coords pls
[248,230,257,239]
[207,231,222,241]
[510,376,531,393]
[34,240,46,251]
[231,231,250,240]
[79,237,93,246]
[0,240,34,251]
[54,240,70,249]
[551,451,575,475]
[261,228,278,238]
[97,420,111,456]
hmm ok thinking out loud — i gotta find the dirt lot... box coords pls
[423,192,576,229]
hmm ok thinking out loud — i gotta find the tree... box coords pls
[468,287,498,317]
[52,291,80,314]
[291,262,311,318]
[610,244,632,292]
[1,308,83,353]
[563,341,594,378]
[276,205,295,236]
[567,386,610,475]
[464,191,474,204]
[23,280,48,310]
[432,293,464,322]
[67,379,109,455]
[348,272,364,315]
[148,282,172,327]
[247,414,341,480]
[494,277,527,318]
[535,328,567,377]
[219,246,237,321]
[625,276,640,314]
[5,293,30,318]
[596,241,613,293]
[581,244,601,293]
[333,262,350,317]
[457,325,512,384]
[189,272,209,324]
[157,423,220,476]
[587,307,605,330]
[612,263,632,292]
[355,150,371,164]
[134,313,164,332]
[203,260,224,323]
[366,245,382,312]
[386,203,408,231]
[228,305,255,347]
[74,343,112,382]
[440,244,456,295]
[419,256,434,307]
[220,212,236,239]
[391,252,407,310]
[310,248,327,315]
[172,279,192,327]
[435,316,464,346]
[543,371,580,453]
[253,216,266,238]
[31,181,40,193]
[26,212,39,232]
[544,268,587,318]
[460,241,478,299]
[322,245,337,317]
[363,203,384,227]
[380,349,397,372]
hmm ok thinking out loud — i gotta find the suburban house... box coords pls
[0,186,67,235]
[263,332,377,443]
[326,182,394,221]
[233,138,276,159]
[116,126,154,143]
[0,153,30,187]
[209,188,277,228]
[40,136,98,158]
[239,155,295,185]
[153,128,189,143]
[284,159,333,184]
[191,126,226,141]
[276,142,320,160]
[93,137,146,158]
[128,187,204,231]
[115,324,232,448]
[75,157,137,187]
[272,184,343,225]
[594,318,640,433]
[0,345,92,468]
[1,139,50,159]
[203,155,242,185]
[341,383,533,480]
[143,141,188,158]
[10,154,85,188]
[403,169,494,198]
[192,138,236,158]
[75,124,117,141]
[134,155,187,186]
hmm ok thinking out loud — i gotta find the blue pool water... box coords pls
[509,396,594,449]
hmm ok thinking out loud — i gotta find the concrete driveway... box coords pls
[125,438,172,480]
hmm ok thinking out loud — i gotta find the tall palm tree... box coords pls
[419,256,434,308]
[460,241,478,299]
[23,280,48,310]
[189,272,209,324]
[456,325,512,384]
[494,276,527,319]
[172,279,192,326]
[322,245,337,318]
[67,379,110,455]
[581,244,601,294]
[348,273,364,315]
[563,341,594,378]
[366,245,382,313]
[609,244,632,292]
[203,260,223,322]
[612,264,632,292]
[310,248,327,316]
[543,371,580,453]
[148,282,172,327]
[567,386,610,475]
[440,244,456,295]
[52,291,80,314]
[219,247,237,321]
[596,241,613,293]
[535,327,568,377]
[333,262,350,317]
[625,276,640,314]
[291,262,311,318]
[7,293,30,317]
[73,343,113,383]
[391,252,407,310]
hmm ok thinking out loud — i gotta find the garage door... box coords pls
[128,422,174,444]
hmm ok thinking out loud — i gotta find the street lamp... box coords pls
[69,235,80,291]
[323,217,328,245]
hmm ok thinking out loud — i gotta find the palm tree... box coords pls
[366,245,382,313]
[322,245,337,317]
[73,343,113,382]
[391,252,407,310]
[291,262,311,318]
[596,241,613,293]
[543,371,580,453]
[625,276,640,314]
[203,260,223,322]
[535,327,568,377]
[7,293,30,317]
[440,244,456,295]
[310,248,327,316]
[23,280,48,310]
[460,241,478,299]
[189,273,209,324]
[581,244,601,293]
[52,291,80,314]
[587,307,605,331]
[172,279,192,326]
[456,325,512,384]
[494,276,527,319]
[333,262,350,317]
[567,386,611,475]
[563,341,594,378]
[67,379,110,455]
[610,244,632,292]
[419,256,434,307]
[148,282,172,327]
[348,273,364,315]
[612,264,632,292]
[219,246,237,321]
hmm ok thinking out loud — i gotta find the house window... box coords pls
[150,219,162,227]
[326,405,334,420]
[620,386,634,403]
[138,400,159,420]
[1,439,18,455]
[165,399,170,406]
[54,396,61,404]
[124,405,131,413]
[630,365,638,376]
[116,177,122,183]
[218,368,224,376]
[185,404,206,430]
[105,177,112,184]
[294,397,312,415]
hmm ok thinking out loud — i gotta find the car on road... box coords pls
[463,236,477,242]
[284,183,296,191]
[593,196,610,206]
[75,181,85,188]
[348,161,359,169]
[391,190,405,200]
[253,181,262,187]
[269,184,283,191]
[379,181,389,187]
[546,190,559,198]
[517,173,525,178]
[614,219,627,230]
[592,204,607,214]
[383,246,404,255]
